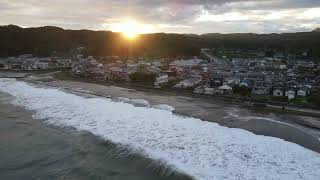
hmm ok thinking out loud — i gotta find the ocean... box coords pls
[0,91,188,180]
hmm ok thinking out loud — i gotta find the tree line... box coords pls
[1,25,320,58]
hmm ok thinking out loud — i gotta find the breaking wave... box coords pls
[0,78,319,180]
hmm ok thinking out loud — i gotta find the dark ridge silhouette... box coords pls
[0,25,320,58]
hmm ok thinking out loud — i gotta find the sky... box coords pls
[0,0,320,34]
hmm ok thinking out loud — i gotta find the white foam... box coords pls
[0,78,320,180]
[116,97,130,102]
[130,99,150,106]
[153,104,175,112]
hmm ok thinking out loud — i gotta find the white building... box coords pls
[36,62,49,70]
[204,87,214,95]
[173,78,202,88]
[173,58,204,68]
[285,89,296,100]
[273,89,283,96]
[154,74,169,86]
[218,85,233,94]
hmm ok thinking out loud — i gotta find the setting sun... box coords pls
[118,20,139,39]
[123,31,137,39]
[108,19,154,39]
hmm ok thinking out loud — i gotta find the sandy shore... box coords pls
[15,72,320,153]
[0,71,31,78]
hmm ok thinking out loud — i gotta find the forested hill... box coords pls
[1,24,320,58]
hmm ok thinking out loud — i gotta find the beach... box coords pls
[1,73,320,179]
[24,72,320,153]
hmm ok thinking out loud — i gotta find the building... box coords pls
[36,62,49,70]
[286,80,299,89]
[285,89,296,100]
[173,77,202,88]
[154,74,169,87]
[273,84,284,96]
[252,81,271,95]
[247,72,265,83]
[297,86,311,97]
[218,85,233,95]
[109,67,128,80]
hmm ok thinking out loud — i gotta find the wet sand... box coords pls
[21,73,320,153]
[0,71,30,78]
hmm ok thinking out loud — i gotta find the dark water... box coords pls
[0,92,190,180]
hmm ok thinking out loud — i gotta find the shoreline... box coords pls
[2,70,319,117]
[17,72,320,153]
[0,91,192,180]
[55,71,320,117]
[1,71,320,152]
[1,77,320,180]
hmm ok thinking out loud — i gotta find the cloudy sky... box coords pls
[0,0,320,34]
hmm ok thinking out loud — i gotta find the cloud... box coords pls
[0,0,319,33]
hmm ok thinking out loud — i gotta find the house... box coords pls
[272,84,284,96]
[22,61,37,70]
[285,89,296,100]
[204,87,215,95]
[173,77,202,88]
[87,67,107,80]
[279,63,288,70]
[240,82,249,87]
[109,67,128,80]
[247,72,265,83]
[218,85,233,95]
[168,62,182,76]
[286,69,295,78]
[209,73,223,87]
[248,60,257,69]
[252,81,271,95]
[145,65,162,74]
[297,86,311,97]
[240,79,253,88]
[194,86,215,95]
[56,58,72,68]
[286,80,299,89]
[234,69,248,81]
[154,74,169,87]
[193,87,204,94]
[36,62,49,70]
[173,58,204,69]
[225,76,241,85]
[273,62,287,70]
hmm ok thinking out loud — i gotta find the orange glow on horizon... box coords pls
[108,19,154,40]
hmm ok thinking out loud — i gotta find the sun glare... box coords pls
[109,19,153,39]
[124,31,137,39]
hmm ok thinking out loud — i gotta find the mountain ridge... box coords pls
[1,24,320,58]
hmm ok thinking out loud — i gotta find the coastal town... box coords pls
[1,47,320,108]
